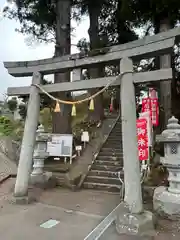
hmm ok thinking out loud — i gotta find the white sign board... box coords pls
[76,145,82,151]
[47,134,73,157]
[81,131,89,142]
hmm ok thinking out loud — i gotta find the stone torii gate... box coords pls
[4,27,180,234]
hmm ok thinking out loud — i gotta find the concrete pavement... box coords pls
[1,178,180,239]
[0,178,120,240]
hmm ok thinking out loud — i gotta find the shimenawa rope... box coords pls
[32,71,133,105]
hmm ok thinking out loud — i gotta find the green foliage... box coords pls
[0,116,14,136]
[4,0,180,123]
[4,0,56,43]
[0,115,24,140]
[4,0,180,44]
[18,78,53,120]
[131,0,180,27]
[40,107,52,132]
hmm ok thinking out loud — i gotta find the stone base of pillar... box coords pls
[10,195,36,205]
[153,186,180,220]
[30,171,57,189]
[115,202,155,237]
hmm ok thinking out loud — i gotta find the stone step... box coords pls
[104,141,122,145]
[112,124,121,126]
[108,133,122,136]
[108,135,122,139]
[103,144,123,149]
[106,139,122,143]
[109,131,122,134]
[86,175,120,185]
[88,170,120,178]
[109,129,122,132]
[96,155,123,161]
[113,128,122,131]
[106,135,122,139]
[112,127,122,130]
[100,147,123,153]
[83,182,121,192]
[95,159,122,167]
[52,172,66,186]
[98,152,123,157]
[91,164,122,172]
[105,134,122,140]
[105,141,122,145]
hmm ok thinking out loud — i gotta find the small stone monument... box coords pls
[30,125,51,185]
[153,116,180,219]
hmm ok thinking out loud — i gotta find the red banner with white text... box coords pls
[142,95,159,126]
[136,119,149,161]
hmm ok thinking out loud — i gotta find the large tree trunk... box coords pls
[153,15,173,131]
[88,5,104,122]
[115,0,138,113]
[52,0,71,133]
[159,19,172,129]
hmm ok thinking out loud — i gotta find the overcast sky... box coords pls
[0,0,89,99]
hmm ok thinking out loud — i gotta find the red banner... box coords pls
[136,119,149,161]
[142,95,159,126]
[151,98,159,126]
[142,98,151,113]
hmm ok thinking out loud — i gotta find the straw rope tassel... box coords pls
[71,104,76,116]
[89,98,94,111]
[54,101,61,112]
[32,72,132,108]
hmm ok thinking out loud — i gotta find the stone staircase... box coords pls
[44,113,120,188]
[83,117,123,192]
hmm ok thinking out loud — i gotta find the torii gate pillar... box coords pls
[116,58,154,236]
[14,72,41,201]
[120,58,143,213]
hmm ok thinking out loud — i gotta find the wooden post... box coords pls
[120,58,143,213]
[14,72,41,198]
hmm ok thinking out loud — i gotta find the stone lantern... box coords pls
[31,124,49,184]
[153,116,180,219]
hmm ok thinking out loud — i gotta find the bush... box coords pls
[0,116,9,124]
[0,116,23,140]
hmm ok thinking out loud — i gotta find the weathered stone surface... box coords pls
[83,182,121,192]
[9,195,36,205]
[0,151,17,180]
[153,186,180,220]
[0,137,20,164]
[116,203,155,237]
[30,171,57,189]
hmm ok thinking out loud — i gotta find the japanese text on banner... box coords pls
[142,96,159,126]
[151,98,159,126]
[136,119,149,161]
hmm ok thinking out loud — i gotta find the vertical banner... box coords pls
[149,88,158,98]
[139,111,152,146]
[141,89,159,127]
[136,119,149,161]
[142,98,151,113]
[151,98,159,126]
